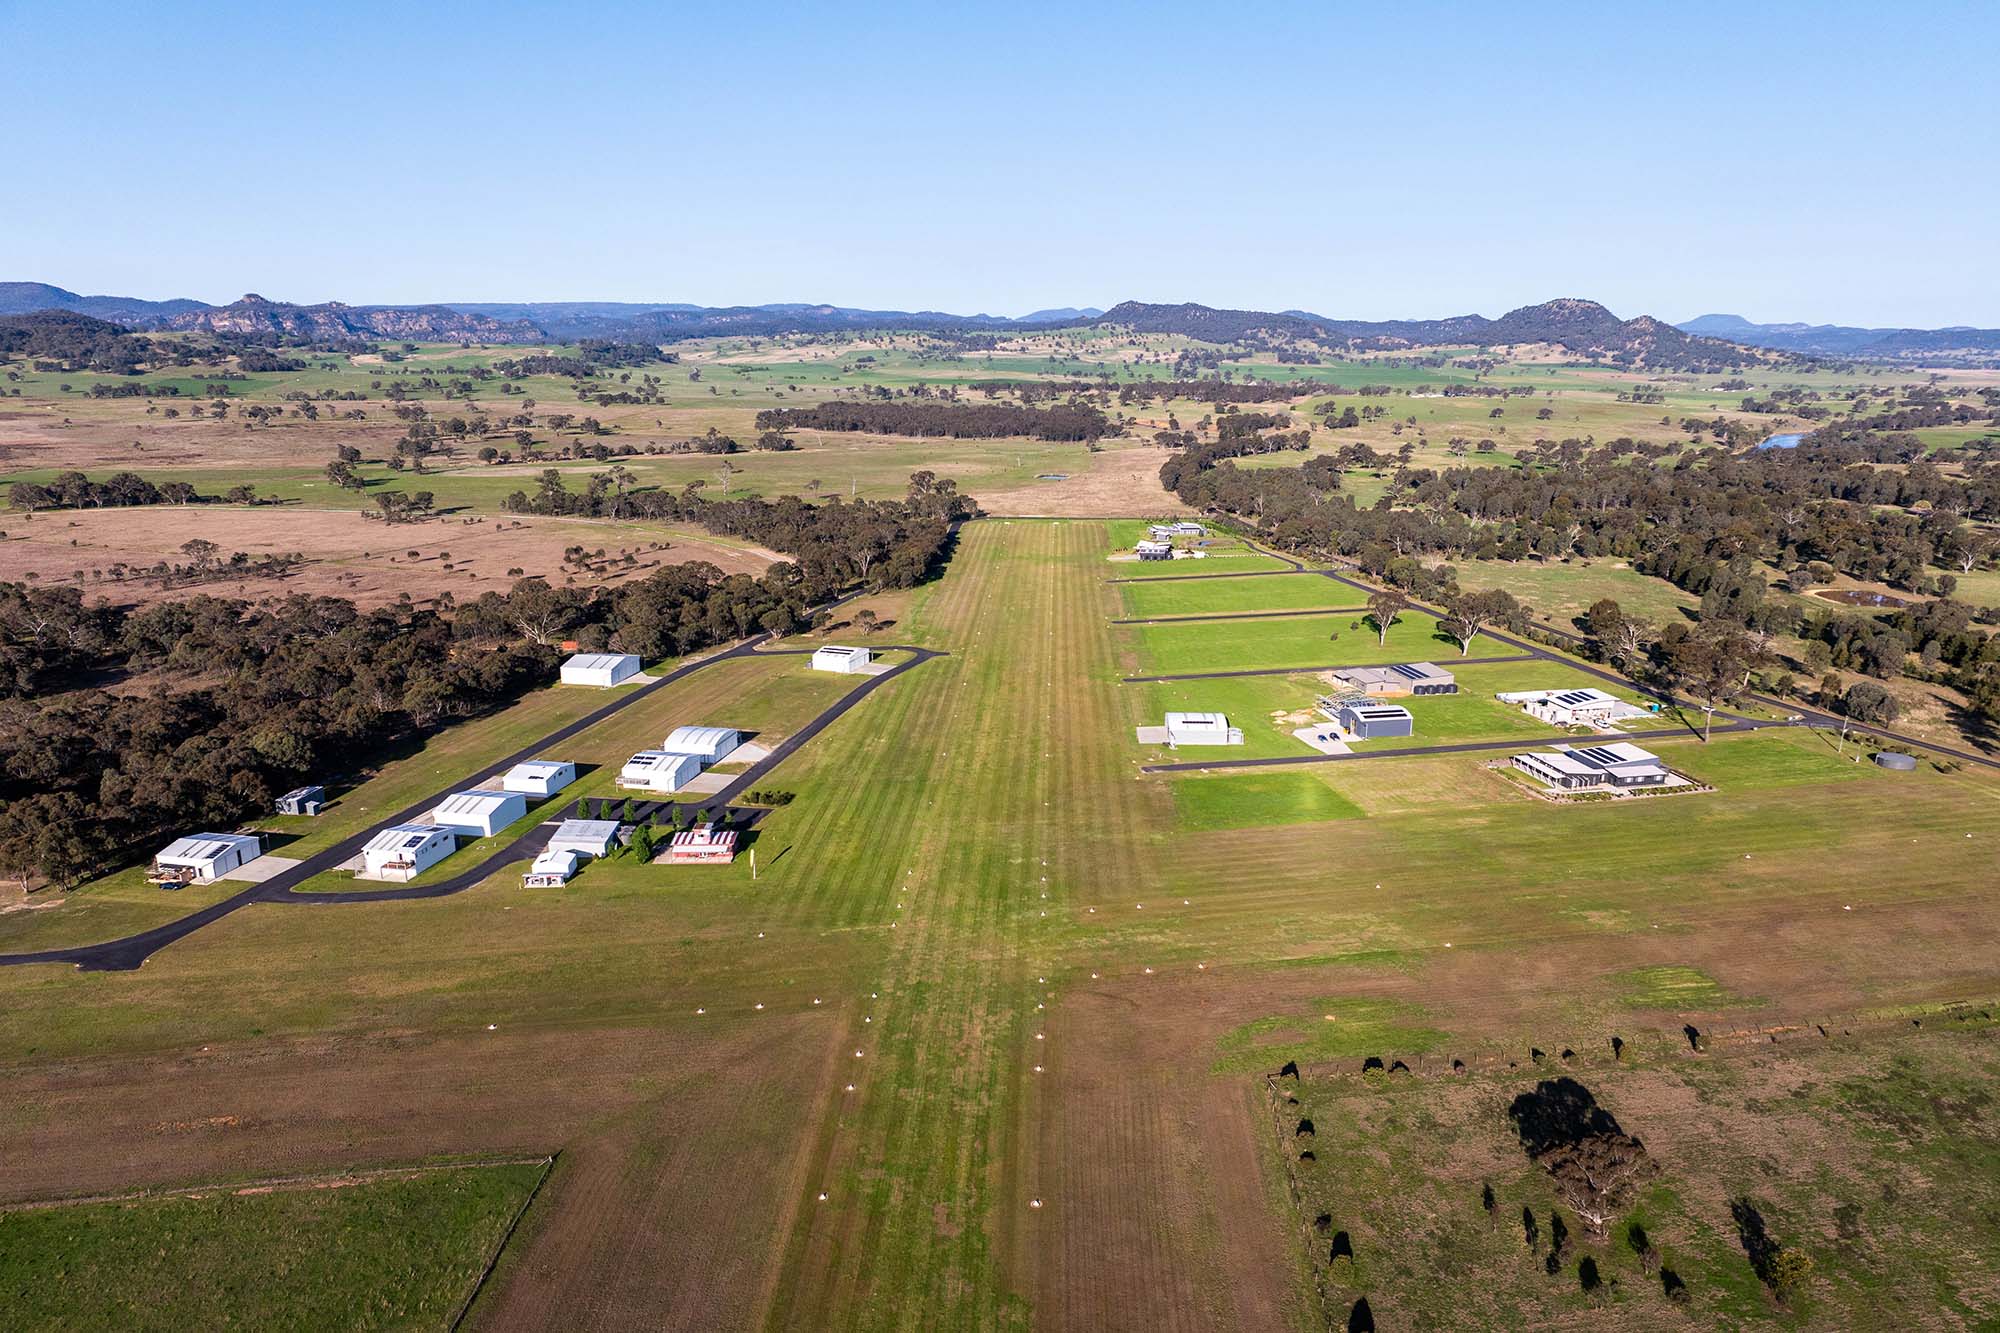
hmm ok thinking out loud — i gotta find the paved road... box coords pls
[1140,719,1762,773]
[1,639,942,972]
[1124,653,1535,684]
[1111,605,1370,626]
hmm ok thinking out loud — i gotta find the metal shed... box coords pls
[1337,702,1415,740]
[431,789,530,838]
[548,818,621,858]
[560,653,642,687]
[275,786,326,817]
[662,725,742,765]
[619,750,704,793]
[361,824,456,881]
[501,760,577,797]
[151,832,263,885]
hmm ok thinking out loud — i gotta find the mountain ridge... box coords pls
[1677,312,2000,362]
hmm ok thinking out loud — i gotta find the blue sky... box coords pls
[4,0,1995,325]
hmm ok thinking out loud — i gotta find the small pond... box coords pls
[1813,588,1908,608]
[1758,432,1806,450]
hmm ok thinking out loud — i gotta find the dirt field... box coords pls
[975,445,1193,517]
[0,506,774,607]
[0,1013,840,1331]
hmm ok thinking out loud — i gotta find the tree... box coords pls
[1365,588,1408,647]
[1582,598,1653,672]
[856,608,879,634]
[628,822,655,864]
[1440,589,1522,657]
[1509,1078,1656,1240]
[1840,679,1898,725]
[1667,625,1773,741]
[223,483,257,505]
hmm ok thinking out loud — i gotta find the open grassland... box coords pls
[2,520,1999,1331]
[1117,571,1360,619]
[1134,608,1475,675]
[1171,772,1364,831]
[0,1161,547,1332]
[1274,1023,2000,1328]
[1450,558,1701,630]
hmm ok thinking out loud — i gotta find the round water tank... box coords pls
[1871,751,1918,771]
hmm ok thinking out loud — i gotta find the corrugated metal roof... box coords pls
[435,789,524,819]
[564,652,639,672]
[663,725,740,754]
[157,833,260,863]
[364,824,452,854]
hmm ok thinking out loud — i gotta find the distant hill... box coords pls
[1678,313,2000,363]
[33,279,1995,364]
[0,282,209,323]
[164,294,540,344]
[1094,297,1744,369]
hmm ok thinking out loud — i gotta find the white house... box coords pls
[150,832,263,885]
[619,750,704,793]
[501,760,576,798]
[1164,712,1244,746]
[1135,539,1173,561]
[523,847,581,888]
[1497,687,1644,728]
[1513,743,1671,792]
[662,725,741,765]
[361,824,456,881]
[547,818,621,859]
[812,645,874,674]
[431,789,530,838]
[560,652,642,687]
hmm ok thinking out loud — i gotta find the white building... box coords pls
[431,789,530,838]
[560,652,642,687]
[361,824,456,881]
[523,847,581,888]
[1497,687,1644,728]
[274,786,325,816]
[501,760,576,798]
[662,725,741,765]
[150,832,263,885]
[619,750,704,793]
[547,818,621,859]
[1164,712,1245,746]
[1513,743,1671,792]
[812,645,874,674]
[668,823,738,864]
[1135,539,1173,561]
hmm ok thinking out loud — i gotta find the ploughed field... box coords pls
[2,519,1998,1329]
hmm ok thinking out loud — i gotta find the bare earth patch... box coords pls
[0,507,775,608]
[977,445,1189,517]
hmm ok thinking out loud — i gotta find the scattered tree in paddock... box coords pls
[1365,588,1408,646]
[1508,1078,1657,1238]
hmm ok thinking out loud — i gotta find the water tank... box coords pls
[1871,751,1918,772]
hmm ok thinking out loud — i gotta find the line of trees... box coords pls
[754,400,1110,441]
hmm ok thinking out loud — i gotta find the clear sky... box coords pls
[4,0,1995,326]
